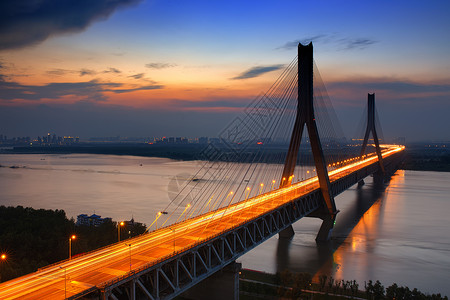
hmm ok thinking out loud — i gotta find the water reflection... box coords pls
[274,171,404,280]
[322,170,405,281]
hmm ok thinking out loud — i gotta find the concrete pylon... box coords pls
[360,93,385,174]
[279,42,338,242]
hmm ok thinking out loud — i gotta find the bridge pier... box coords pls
[373,170,385,185]
[307,204,338,242]
[279,225,295,238]
[181,261,241,300]
[316,215,335,242]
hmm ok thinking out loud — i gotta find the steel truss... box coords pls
[74,151,403,300]
[94,190,323,299]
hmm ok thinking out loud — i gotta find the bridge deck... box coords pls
[0,145,404,299]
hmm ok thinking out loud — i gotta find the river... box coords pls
[0,153,449,296]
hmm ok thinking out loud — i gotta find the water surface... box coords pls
[1,154,449,295]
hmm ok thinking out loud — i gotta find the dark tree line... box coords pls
[0,206,146,282]
[239,270,448,300]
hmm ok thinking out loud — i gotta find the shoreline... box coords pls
[1,145,450,172]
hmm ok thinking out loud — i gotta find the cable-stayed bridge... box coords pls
[0,43,405,300]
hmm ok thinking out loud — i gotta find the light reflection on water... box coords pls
[1,154,449,295]
[240,169,450,296]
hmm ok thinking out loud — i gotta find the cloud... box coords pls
[0,78,163,102]
[48,67,122,77]
[278,34,377,51]
[129,73,145,79]
[231,64,284,80]
[46,69,72,76]
[145,63,176,69]
[0,0,142,50]
[79,68,96,76]
[103,67,121,74]
[109,85,164,94]
[277,35,327,50]
[328,78,450,95]
[167,98,249,109]
[341,38,376,50]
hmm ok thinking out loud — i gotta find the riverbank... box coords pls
[239,269,448,299]
[3,143,450,172]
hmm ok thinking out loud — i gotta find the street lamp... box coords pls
[245,187,251,201]
[156,211,168,230]
[118,221,125,242]
[0,254,5,261]
[69,235,76,260]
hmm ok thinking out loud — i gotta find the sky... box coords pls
[0,0,449,142]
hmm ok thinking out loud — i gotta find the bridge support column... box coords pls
[358,179,365,188]
[373,169,385,185]
[181,261,241,300]
[308,205,338,242]
[279,225,295,238]
[316,215,335,242]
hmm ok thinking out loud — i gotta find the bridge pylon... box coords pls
[279,42,338,242]
[360,93,385,174]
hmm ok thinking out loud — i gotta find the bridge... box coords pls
[0,43,404,300]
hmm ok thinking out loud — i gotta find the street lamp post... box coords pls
[118,221,124,242]
[171,228,175,253]
[69,235,76,260]
[0,253,6,283]
[124,243,131,272]
[59,266,66,299]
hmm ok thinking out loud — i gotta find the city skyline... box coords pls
[1,0,449,142]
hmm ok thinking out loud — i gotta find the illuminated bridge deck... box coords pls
[0,145,404,300]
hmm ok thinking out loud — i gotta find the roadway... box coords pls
[0,145,404,299]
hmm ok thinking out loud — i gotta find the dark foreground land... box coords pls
[0,206,145,283]
[3,141,450,172]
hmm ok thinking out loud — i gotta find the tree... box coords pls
[372,280,385,300]
[318,274,327,292]
[350,280,359,298]
[386,283,399,299]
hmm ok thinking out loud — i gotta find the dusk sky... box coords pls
[1,0,449,142]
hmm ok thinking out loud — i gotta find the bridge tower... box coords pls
[279,42,338,242]
[360,93,385,173]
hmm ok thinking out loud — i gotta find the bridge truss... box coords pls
[92,147,403,300]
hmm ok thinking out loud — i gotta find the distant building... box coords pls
[76,214,112,226]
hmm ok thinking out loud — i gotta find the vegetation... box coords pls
[0,206,146,283]
[239,269,448,300]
